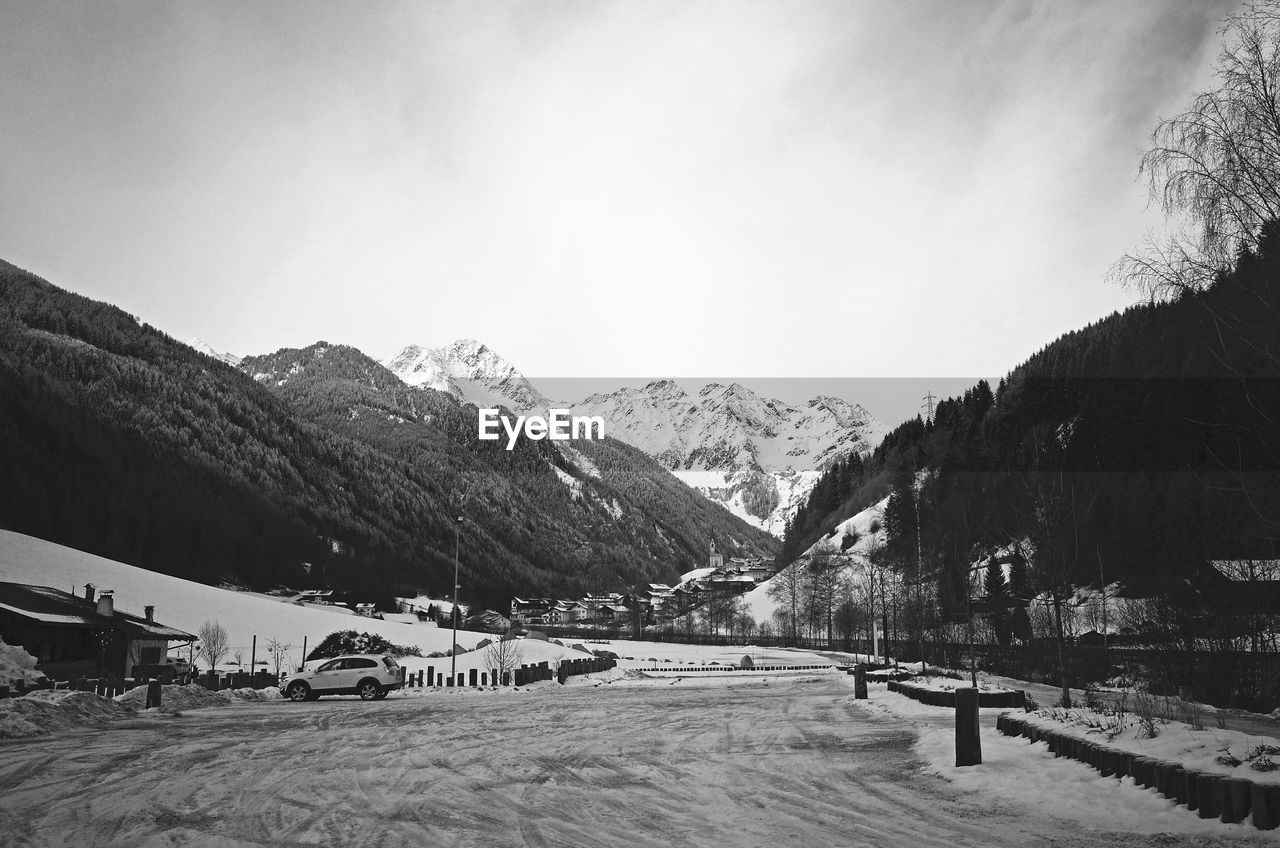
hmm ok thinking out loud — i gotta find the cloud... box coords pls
[0,0,1242,377]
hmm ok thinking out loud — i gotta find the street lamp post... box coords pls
[451,515,462,685]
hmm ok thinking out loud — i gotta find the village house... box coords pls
[544,601,580,626]
[0,582,195,681]
[509,597,554,626]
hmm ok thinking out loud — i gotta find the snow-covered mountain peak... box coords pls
[188,337,242,367]
[383,339,549,411]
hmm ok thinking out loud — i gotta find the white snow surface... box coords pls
[860,681,1265,840]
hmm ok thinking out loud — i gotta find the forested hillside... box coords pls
[0,261,776,608]
[779,230,1280,603]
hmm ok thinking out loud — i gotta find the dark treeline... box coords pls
[780,224,1280,599]
[0,260,776,610]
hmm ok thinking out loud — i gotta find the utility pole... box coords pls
[451,515,463,685]
[914,482,928,679]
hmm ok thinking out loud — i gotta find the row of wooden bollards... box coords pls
[399,658,618,690]
[997,713,1280,830]
[886,679,1028,709]
[638,664,836,673]
[402,666,505,688]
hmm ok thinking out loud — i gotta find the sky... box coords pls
[0,0,1242,390]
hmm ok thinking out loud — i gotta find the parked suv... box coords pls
[280,654,404,701]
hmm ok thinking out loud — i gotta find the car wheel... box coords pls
[287,682,311,702]
[357,679,382,701]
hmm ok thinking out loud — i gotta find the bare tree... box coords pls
[198,620,229,672]
[484,637,524,684]
[265,638,293,678]
[766,558,806,644]
[1113,2,1280,298]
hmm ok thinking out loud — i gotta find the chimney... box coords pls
[144,605,155,623]
[84,583,96,603]
[96,590,114,617]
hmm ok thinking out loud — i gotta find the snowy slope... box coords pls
[574,381,886,535]
[741,497,888,625]
[0,530,579,672]
[383,339,550,411]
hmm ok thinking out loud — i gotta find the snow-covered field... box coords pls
[6,529,1279,843]
[1,672,1269,846]
[0,530,585,672]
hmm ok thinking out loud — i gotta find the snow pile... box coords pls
[114,683,232,712]
[0,690,134,739]
[0,636,44,689]
[227,686,283,702]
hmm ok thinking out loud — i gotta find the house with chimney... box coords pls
[0,582,196,680]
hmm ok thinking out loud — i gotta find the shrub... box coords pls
[1133,690,1161,738]
[1178,701,1206,731]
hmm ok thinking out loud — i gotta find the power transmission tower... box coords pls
[921,391,936,422]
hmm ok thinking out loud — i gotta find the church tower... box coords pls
[708,539,724,570]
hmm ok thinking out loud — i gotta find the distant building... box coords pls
[510,598,554,626]
[0,582,196,680]
[463,609,511,634]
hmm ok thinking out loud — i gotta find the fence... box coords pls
[910,642,1280,712]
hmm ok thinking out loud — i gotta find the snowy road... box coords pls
[0,675,1266,847]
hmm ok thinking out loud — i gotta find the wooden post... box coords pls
[954,687,981,766]
[469,668,478,687]
[1221,777,1252,824]
[427,665,434,687]
[1252,783,1280,830]
[853,664,868,700]
[250,635,256,679]
[146,680,162,709]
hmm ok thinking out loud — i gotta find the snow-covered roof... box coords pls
[678,567,714,585]
[0,582,196,641]
[0,602,97,625]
